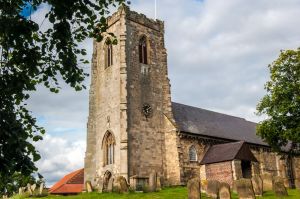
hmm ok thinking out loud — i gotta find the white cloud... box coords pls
[35,134,85,187]
[28,0,300,185]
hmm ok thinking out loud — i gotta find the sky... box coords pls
[25,0,300,186]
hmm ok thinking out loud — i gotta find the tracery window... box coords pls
[102,131,115,165]
[139,36,148,64]
[105,43,113,68]
[189,145,197,162]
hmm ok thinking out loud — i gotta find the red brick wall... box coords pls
[206,161,233,187]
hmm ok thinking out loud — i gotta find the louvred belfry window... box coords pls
[139,36,148,64]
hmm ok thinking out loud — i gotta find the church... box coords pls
[84,6,300,191]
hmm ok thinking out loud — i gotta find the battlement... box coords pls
[107,5,164,32]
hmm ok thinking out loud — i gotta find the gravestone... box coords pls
[187,178,201,199]
[235,178,255,199]
[107,177,114,192]
[18,187,24,195]
[219,182,231,199]
[39,183,44,195]
[206,180,219,199]
[27,183,33,195]
[113,176,128,193]
[31,184,36,192]
[273,177,288,197]
[86,181,93,193]
[156,176,162,191]
[251,175,263,196]
[261,173,273,192]
[149,171,157,192]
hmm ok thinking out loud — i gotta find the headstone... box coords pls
[273,177,288,197]
[251,175,263,196]
[149,171,157,192]
[261,172,273,191]
[219,182,231,199]
[107,177,114,192]
[206,180,219,199]
[235,178,255,199]
[156,176,161,191]
[187,178,201,199]
[31,184,36,192]
[27,183,33,195]
[39,183,44,195]
[18,187,23,195]
[86,181,93,193]
[113,176,128,193]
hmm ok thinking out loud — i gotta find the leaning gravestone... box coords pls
[251,175,263,196]
[149,171,157,192]
[86,181,93,193]
[219,182,231,199]
[273,177,288,197]
[206,180,219,199]
[235,178,255,199]
[187,178,201,199]
[261,173,273,192]
[18,187,24,195]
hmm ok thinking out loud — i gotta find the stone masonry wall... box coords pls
[125,8,180,185]
[84,7,128,186]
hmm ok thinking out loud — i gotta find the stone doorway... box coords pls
[241,160,252,178]
[103,171,112,192]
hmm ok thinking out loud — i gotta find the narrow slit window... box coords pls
[105,44,113,68]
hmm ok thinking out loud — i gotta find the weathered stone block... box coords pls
[219,182,231,199]
[235,178,255,199]
[187,178,201,199]
[261,173,273,192]
[251,175,262,196]
[207,180,219,199]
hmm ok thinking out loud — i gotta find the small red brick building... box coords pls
[49,168,84,195]
[200,141,258,187]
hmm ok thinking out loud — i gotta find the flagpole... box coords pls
[154,0,157,20]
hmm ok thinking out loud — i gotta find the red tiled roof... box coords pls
[49,168,84,194]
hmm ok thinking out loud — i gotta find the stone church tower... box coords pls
[84,6,181,188]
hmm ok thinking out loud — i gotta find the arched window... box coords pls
[139,36,148,64]
[189,145,197,162]
[102,131,115,165]
[105,43,113,68]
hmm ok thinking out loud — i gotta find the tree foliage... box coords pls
[257,48,300,154]
[0,0,125,186]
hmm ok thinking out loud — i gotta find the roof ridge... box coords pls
[171,101,256,123]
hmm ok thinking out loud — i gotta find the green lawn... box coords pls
[39,187,300,199]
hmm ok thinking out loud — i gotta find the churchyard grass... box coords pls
[31,186,300,199]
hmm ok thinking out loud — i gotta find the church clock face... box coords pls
[142,103,152,118]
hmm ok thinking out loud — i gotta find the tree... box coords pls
[256,48,300,154]
[0,0,125,187]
